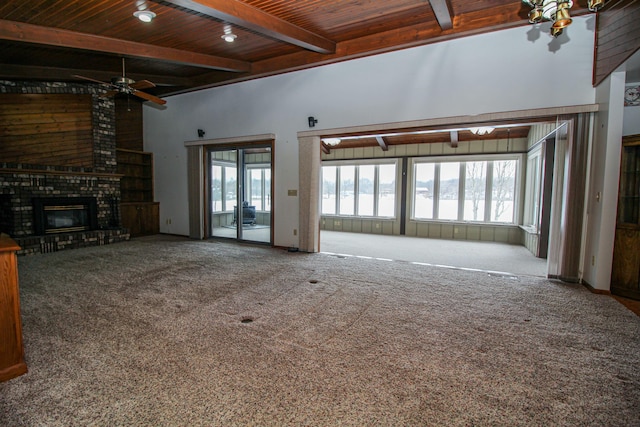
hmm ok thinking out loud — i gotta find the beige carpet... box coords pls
[1,235,639,426]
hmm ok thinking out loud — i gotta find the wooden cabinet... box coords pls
[612,135,640,300]
[120,202,160,237]
[0,234,27,382]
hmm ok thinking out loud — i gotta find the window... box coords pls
[339,165,356,215]
[322,166,337,215]
[211,162,236,212]
[247,166,271,211]
[438,162,460,220]
[414,163,435,219]
[412,156,519,224]
[358,165,375,216]
[321,162,397,218]
[523,148,542,229]
[464,161,486,221]
[491,160,517,222]
[377,164,396,217]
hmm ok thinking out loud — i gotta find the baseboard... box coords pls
[581,279,611,295]
[548,274,581,284]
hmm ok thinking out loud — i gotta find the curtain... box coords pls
[187,145,204,239]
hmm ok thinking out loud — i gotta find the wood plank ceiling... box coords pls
[0,0,595,147]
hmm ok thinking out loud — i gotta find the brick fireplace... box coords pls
[0,81,129,255]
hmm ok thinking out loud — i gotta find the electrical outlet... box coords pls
[293,229,297,236]
[592,256,595,266]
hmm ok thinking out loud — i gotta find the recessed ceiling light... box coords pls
[133,10,156,23]
[221,33,237,43]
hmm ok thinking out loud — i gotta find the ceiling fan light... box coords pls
[133,10,156,23]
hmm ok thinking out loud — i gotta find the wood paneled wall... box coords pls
[594,0,640,86]
[0,94,93,167]
[115,98,143,151]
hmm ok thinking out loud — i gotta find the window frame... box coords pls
[409,154,523,225]
[211,160,237,212]
[246,163,271,212]
[321,159,399,219]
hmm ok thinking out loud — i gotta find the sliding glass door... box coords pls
[209,146,272,244]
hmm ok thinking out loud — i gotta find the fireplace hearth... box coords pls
[33,197,98,235]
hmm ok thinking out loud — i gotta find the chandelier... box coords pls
[522,0,606,38]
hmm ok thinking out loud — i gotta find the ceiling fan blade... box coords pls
[100,90,119,98]
[130,80,156,90]
[132,90,167,105]
[73,74,111,86]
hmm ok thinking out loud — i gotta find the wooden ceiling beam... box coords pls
[429,0,453,30]
[0,19,251,72]
[160,0,336,54]
[375,136,389,151]
[449,130,458,148]
[0,64,193,87]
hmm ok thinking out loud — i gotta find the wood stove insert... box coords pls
[33,197,98,235]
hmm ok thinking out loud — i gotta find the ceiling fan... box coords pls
[74,58,167,105]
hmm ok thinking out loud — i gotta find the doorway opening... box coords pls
[208,145,272,244]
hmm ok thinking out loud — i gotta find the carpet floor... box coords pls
[1,235,639,426]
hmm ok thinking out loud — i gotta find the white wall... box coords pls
[144,17,597,247]
[623,103,640,136]
[582,70,626,290]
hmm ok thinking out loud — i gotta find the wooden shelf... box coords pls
[116,149,154,204]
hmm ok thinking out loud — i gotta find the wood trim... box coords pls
[184,133,276,147]
[0,234,20,252]
[581,279,612,294]
[622,134,640,146]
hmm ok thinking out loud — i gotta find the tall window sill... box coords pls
[519,225,539,234]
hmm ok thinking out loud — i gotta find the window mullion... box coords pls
[373,165,379,217]
[485,161,494,222]
[221,166,226,211]
[354,166,360,216]
[458,162,465,221]
[335,167,341,215]
[433,163,440,219]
